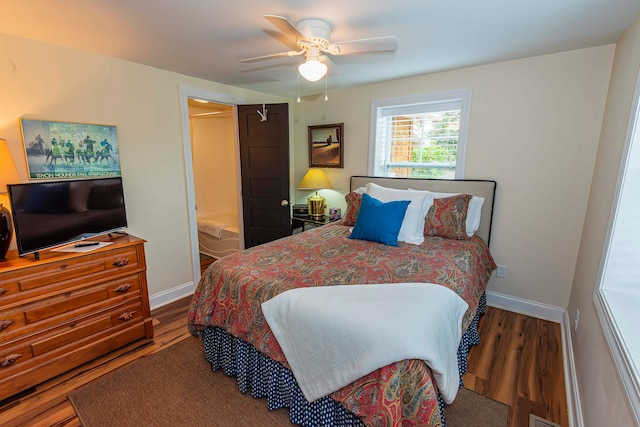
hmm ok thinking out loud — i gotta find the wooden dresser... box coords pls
[0,234,153,401]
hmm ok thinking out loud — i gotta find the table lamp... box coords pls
[298,168,333,221]
[0,138,21,259]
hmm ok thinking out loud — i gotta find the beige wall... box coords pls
[293,45,615,309]
[190,114,238,218]
[0,33,288,296]
[567,11,640,427]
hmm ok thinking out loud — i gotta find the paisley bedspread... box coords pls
[188,223,496,426]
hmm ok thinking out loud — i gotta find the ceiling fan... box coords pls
[242,15,398,82]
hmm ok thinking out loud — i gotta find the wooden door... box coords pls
[238,103,290,248]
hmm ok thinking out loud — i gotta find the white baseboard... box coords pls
[485,290,582,426]
[561,311,584,427]
[485,290,565,323]
[149,281,196,311]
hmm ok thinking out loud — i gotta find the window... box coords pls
[369,88,472,179]
[594,70,640,421]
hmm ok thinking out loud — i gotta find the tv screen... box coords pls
[8,177,128,256]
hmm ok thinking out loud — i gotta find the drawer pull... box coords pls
[64,291,72,297]
[0,320,14,331]
[114,283,132,293]
[0,353,22,368]
[113,258,131,268]
[119,311,136,321]
[0,288,7,296]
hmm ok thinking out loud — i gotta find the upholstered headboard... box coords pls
[350,176,496,245]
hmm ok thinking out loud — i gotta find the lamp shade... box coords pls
[298,168,333,190]
[0,139,21,193]
[298,58,327,82]
[0,139,20,259]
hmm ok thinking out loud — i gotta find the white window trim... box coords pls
[368,88,472,178]
[593,67,640,424]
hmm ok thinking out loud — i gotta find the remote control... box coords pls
[74,242,100,248]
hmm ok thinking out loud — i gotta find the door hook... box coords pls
[257,104,268,122]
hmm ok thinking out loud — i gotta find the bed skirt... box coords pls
[202,292,487,427]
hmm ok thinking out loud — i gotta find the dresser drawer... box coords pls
[18,259,106,291]
[106,275,140,298]
[102,248,140,273]
[0,247,141,307]
[25,287,108,324]
[0,312,26,337]
[0,343,31,371]
[31,315,113,357]
[0,281,19,302]
[0,298,143,381]
[0,274,142,342]
[0,288,109,342]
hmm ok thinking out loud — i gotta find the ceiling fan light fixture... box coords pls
[243,15,398,91]
[298,58,327,82]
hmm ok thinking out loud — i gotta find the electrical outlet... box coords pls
[574,309,580,331]
[496,265,507,278]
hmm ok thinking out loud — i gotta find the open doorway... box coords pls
[179,86,291,287]
[178,85,246,286]
[187,99,241,273]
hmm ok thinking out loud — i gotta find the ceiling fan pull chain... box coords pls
[297,72,301,103]
[324,72,328,101]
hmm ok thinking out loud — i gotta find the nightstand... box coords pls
[291,216,339,233]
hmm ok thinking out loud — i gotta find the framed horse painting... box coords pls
[19,118,121,180]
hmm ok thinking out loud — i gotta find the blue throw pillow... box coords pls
[348,193,410,246]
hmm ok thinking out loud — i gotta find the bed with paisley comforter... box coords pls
[188,176,497,427]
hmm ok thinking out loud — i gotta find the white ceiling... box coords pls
[1,0,639,99]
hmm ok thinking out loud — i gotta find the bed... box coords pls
[188,176,497,427]
[197,212,240,259]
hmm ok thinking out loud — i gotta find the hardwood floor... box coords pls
[0,296,568,427]
[464,307,569,427]
[200,254,215,274]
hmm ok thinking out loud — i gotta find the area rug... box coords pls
[69,337,509,426]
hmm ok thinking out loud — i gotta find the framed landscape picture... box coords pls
[20,118,121,180]
[308,123,343,168]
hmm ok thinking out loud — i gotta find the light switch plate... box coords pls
[496,265,507,278]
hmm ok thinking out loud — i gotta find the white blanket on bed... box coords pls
[261,282,468,404]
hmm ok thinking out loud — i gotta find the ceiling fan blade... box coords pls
[330,36,398,55]
[264,15,306,43]
[240,50,303,63]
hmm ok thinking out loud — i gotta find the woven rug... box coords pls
[69,337,509,427]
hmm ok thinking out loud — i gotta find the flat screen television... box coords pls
[8,177,128,257]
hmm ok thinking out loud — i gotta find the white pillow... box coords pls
[427,191,484,237]
[365,183,434,245]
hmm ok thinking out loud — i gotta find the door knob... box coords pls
[281,200,289,207]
